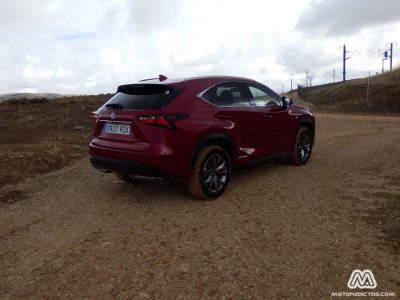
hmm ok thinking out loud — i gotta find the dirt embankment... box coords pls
[1,113,399,299]
[0,95,110,200]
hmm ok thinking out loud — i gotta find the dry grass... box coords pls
[288,68,400,114]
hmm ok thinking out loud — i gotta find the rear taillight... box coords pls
[90,112,99,122]
[138,115,171,126]
[137,113,188,128]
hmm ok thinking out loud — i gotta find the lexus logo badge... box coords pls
[110,112,117,119]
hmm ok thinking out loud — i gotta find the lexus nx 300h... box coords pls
[89,75,315,199]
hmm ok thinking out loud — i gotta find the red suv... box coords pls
[89,75,314,199]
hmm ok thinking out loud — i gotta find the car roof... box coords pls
[182,75,257,83]
[117,75,262,95]
[137,75,258,85]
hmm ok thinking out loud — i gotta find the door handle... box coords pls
[216,114,231,120]
[263,114,273,119]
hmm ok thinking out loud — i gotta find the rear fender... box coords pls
[191,133,235,170]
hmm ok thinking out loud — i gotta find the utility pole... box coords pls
[290,79,293,92]
[282,84,284,94]
[382,58,385,73]
[366,71,371,104]
[304,69,310,87]
[343,44,346,81]
[340,44,347,82]
[386,43,397,71]
[382,51,388,74]
[331,68,336,83]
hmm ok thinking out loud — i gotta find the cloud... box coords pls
[276,35,338,75]
[126,0,188,33]
[0,0,56,24]
[0,0,399,94]
[296,0,400,37]
[59,32,96,40]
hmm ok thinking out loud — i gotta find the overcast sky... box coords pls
[0,0,399,94]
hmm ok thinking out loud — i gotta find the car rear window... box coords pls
[104,84,181,110]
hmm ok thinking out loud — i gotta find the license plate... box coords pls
[105,123,131,135]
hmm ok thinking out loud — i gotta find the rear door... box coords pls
[210,82,265,160]
[93,84,180,151]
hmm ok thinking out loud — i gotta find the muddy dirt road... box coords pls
[1,113,400,299]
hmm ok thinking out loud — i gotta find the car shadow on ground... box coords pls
[101,157,290,204]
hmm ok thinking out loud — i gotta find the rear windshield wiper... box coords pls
[105,103,124,109]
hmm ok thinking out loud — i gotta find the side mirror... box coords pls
[282,96,293,107]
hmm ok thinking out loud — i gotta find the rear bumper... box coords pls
[89,141,189,177]
[89,155,166,178]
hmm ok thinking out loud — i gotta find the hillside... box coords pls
[0,94,111,189]
[0,93,65,102]
[288,68,400,114]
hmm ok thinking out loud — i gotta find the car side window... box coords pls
[201,86,217,103]
[213,83,250,107]
[248,84,281,107]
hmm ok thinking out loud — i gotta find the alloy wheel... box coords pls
[201,153,228,194]
[297,131,311,162]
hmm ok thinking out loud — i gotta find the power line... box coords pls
[339,44,360,82]
[300,41,400,87]
[346,50,361,59]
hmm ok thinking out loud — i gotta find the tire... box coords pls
[289,127,313,165]
[114,172,138,183]
[187,145,231,200]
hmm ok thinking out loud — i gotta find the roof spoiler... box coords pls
[139,74,168,82]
